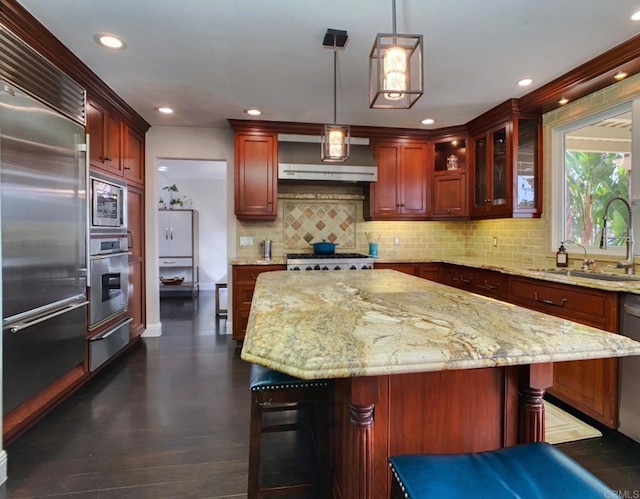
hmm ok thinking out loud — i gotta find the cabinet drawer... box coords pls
[509,277,615,329]
[234,265,285,282]
[473,269,509,300]
[159,257,192,267]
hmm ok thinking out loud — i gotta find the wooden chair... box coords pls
[389,442,614,498]
[248,363,331,498]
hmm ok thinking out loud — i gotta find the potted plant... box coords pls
[163,184,180,208]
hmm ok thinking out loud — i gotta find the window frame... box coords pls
[551,101,634,257]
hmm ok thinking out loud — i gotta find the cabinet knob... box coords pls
[124,166,131,170]
[105,156,112,162]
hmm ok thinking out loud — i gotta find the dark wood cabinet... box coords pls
[374,262,418,275]
[432,172,468,218]
[234,132,278,220]
[87,100,123,177]
[127,186,145,338]
[366,140,430,220]
[509,276,619,426]
[417,263,443,282]
[468,100,541,219]
[123,125,144,187]
[232,264,285,342]
[470,121,511,218]
[431,136,468,219]
[444,265,509,301]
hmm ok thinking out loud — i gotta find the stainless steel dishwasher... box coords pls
[619,293,640,443]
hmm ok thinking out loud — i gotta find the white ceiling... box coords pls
[17,0,640,130]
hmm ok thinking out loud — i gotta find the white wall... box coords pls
[144,126,235,335]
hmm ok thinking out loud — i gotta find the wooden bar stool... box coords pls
[248,363,331,498]
[389,442,614,498]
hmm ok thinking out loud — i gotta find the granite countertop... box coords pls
[230,255,640,293]
[240,270,640,379]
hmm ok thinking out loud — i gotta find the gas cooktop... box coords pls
[286,253,374,271]
[286,253,369,259]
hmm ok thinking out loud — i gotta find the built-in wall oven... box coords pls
[89,235,129,329]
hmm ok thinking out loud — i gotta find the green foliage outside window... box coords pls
[565,151,630,247]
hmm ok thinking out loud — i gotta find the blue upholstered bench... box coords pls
[247,364,331,498]
[389,442,614,498]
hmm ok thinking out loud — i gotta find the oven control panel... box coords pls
[90,236,128,256]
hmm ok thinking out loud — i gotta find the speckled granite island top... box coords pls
[240,269,640,379]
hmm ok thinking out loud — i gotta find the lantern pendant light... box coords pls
[322,29,350,162]
[369,0,424,109]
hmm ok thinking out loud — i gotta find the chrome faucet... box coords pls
[565,240,596,270]
[599,196,635,274]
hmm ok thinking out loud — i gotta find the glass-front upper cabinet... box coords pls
[515,118,540,213]
[471,122,511,217]
[469,107,541,219]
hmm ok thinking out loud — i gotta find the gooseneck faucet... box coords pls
[599,196,635,274]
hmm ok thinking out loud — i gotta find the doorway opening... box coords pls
[157,158,228,331]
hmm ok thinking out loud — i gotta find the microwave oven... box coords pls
[90,173,127,233]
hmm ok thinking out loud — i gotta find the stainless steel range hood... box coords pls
[278,136,378,182]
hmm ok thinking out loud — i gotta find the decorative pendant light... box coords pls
[322,29,350,162]
[369,0,423,109]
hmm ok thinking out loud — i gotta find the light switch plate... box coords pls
[240,236,254,247]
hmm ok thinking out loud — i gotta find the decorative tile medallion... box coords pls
[283,200,357,250]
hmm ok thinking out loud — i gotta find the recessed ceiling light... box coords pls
[421,118,435,125]
[614,71,628,80]
[244,108,262,116]
[156,107,174,114]
[631,10,640,21]
[559,97,569,105]
[158,166,169,172]
[93,33,127,50]
[518,78,533,87]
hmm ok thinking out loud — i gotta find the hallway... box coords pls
[3,291,640,497]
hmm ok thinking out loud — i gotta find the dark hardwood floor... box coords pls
[3,290,640,497]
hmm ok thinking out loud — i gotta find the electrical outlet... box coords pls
[394,237,400,246]
[492,237,498,247]
[240,236,254,247]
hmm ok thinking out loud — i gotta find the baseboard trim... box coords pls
[0,449,8,485]
[142,322,162,337]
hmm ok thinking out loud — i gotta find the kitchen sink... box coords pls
[540,269,640,282]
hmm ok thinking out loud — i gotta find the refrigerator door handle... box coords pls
[84,133,91,288]
[6,300,89,334]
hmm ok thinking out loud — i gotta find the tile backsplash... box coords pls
[283,199,358,250]
[235,183,551,262]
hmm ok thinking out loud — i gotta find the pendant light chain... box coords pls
[391,0,397,34]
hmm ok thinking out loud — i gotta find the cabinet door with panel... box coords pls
[127,186,145,337]
[232,264,286,342]
[158,210,193,257]
[468,102,541,219]
[123,125,144,187]
[470,122,511,218]
[86,100,123,176]
[366,141,429,220]
[417,263,443,282]
[234,132,278,220]
[432,172,468,218]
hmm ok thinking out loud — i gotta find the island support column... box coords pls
[518,363,554,443]
[346,377,378,499]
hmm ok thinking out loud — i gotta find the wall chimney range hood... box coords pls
[278,136,378,182]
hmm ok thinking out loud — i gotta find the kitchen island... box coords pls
[241,270,640,499]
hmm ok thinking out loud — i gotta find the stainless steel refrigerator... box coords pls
[1,26,88,415]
